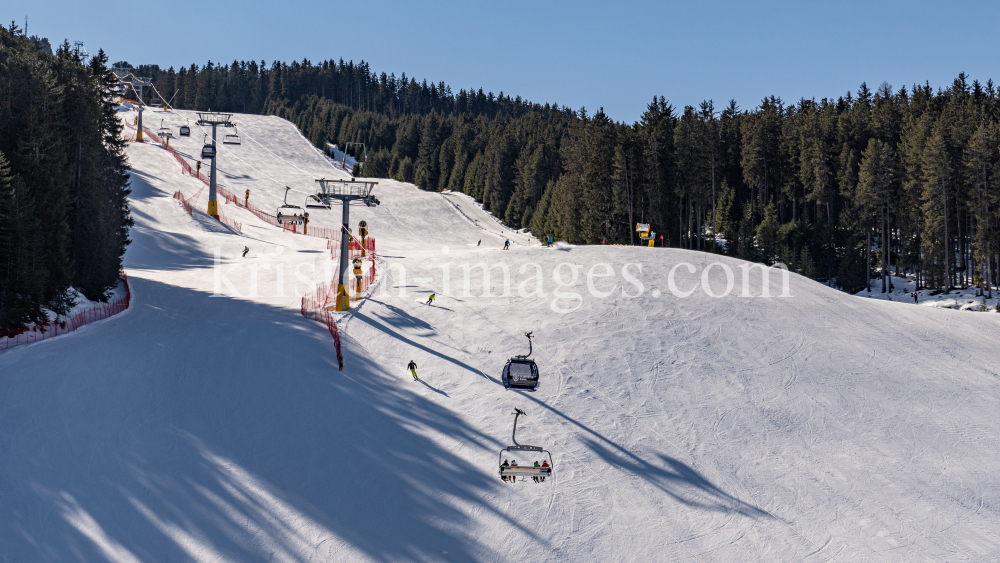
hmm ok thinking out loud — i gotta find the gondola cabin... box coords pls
[502,359,539,391]
[201,135,216,159]
[501,331,539,391]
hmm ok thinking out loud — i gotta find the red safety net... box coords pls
[143,126,242,233]
[300,280,344,370]
[327,237,375,261]
[133,121,364,244]
[1,273,132,351]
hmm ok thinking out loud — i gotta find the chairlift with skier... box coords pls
[157,119,171,137]
[276,186,306,225]
[502,332,539,391]
[498,408,553,483]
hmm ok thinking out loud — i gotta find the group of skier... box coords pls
[500,459,550,483]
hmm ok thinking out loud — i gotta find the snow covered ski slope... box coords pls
[3,107,1000,562]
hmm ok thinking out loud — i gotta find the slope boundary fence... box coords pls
[140,126,243,233]
[1,273,132,351]
[133,117,351,243]
[300,256,378,370]
[300,280,344,370]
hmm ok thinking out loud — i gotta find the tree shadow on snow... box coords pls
[0,278,536,562]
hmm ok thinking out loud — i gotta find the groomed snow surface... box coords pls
[2,108,1000,562]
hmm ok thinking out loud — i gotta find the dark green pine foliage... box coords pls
[0,26,131,331]
[155,53,1000,293]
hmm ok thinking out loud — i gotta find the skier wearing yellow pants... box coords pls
[407,360,418,381]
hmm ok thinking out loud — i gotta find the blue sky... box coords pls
[11,0,1000,123]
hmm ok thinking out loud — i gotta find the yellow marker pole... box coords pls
[245,189,250,208]
[303,214,309,236]
[359,221,368,257]
[136,107,143,142]
[353,258,363,297]
[196,161,201,179]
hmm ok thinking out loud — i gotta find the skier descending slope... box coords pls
[426,293,436,306]
[407,360,418,381]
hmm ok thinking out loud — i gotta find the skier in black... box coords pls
[912,291,918,303]
[407,360,418,381]
[477,239,481,246]
[242,246,250,258]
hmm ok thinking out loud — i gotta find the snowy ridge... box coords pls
[2,109,1000,562]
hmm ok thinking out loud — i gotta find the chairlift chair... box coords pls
[179,120,191,137]
[156,119,171,137]
[498,409,553,483]
[223,126,241,145]
[276,187,305,225]
[201,134,216,159]
[502,332,539,391]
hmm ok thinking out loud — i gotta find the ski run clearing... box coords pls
[2,108,1000,562]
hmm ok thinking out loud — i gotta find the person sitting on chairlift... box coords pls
[541,459,549,481]
[533,461,541,483]
[501,459,510,482]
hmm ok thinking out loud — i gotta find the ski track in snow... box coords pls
[2,108,1000,561]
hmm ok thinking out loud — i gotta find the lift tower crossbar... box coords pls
[196,112,234,219]
[312,178,379,311]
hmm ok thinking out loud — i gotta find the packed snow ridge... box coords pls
[2,108,1000,562]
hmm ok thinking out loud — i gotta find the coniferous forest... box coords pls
[133,57,1000,297]
[0,24,132,331]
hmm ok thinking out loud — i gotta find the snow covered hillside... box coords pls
[3,107,1000,562]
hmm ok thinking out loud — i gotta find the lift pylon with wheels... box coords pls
[196,112,234,219]
[312,178,380,311]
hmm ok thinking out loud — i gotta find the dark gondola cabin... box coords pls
[201,135,216,159]
[502,332,539,391]
[502,359,539,390]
